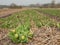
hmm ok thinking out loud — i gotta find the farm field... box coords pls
[37,8,60,17]
[0,8,60,45]
[36,8,60,21]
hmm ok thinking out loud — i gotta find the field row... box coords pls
[37,8,60,17]
[0,9,60,29]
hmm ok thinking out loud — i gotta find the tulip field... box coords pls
[0,8,60,45]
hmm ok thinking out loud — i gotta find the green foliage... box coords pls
[0,9,60,44]
[57,22,60,28]
[9,22,33,43]
[0,9,59,28]
[39,8,60,17]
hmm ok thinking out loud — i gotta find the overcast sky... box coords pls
[0,0,60,5]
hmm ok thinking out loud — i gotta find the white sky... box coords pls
[0,0,60,5]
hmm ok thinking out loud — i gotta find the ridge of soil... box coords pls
[0,8,28,18]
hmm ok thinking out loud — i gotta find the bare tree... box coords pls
[51,0,55,8]
[9,3,22,9]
